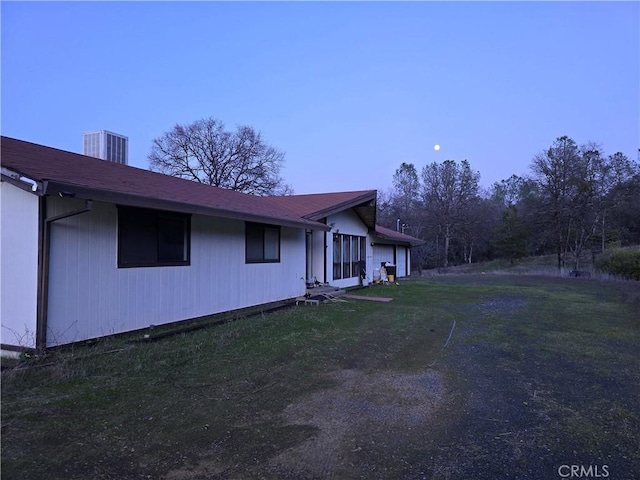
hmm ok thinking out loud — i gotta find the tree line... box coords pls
[377,136,640,272]
[147,120,638,272]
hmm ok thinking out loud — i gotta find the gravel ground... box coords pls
[271,368,445,479]
[166,292,639,480]
[258,293,640,479]
[416,295,640,480]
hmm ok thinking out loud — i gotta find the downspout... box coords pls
[323,218,327,284]
[19,176,38,192]
[36,197,93,355]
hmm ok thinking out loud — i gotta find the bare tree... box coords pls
[531,136,582,271]
[148,117,292,196]
[603,152,640,247]
[490,174,536,207]
[531,137,639,271]
[560,143,605,269]
[392,162,420,214]
[420,159,480,268]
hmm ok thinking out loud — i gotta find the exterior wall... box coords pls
[396,246,407,277]
[324,210,369,288]
[309,229,326,284]
[372,244,394,275]
[45,197,307,346]
[1,182,39,349]
[371,243,411,278]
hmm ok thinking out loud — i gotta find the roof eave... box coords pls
[373,232,424,247]
[1,172,44,195]
[373,238,412,247]
[304,191,377,222]
[304,190,377,229]
[43,181,330,231]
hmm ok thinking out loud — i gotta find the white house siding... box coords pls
[46,197,307,346]
[309,229,326,284]
[372,244,394,274]
[396,246,407,277]
[371,244,411,278]
[325,210,368,289]
[0,182,39,349]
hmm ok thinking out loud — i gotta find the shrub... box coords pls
[595,247,640,281]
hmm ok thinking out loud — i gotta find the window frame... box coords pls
[117,206,191,268]
[245,222,281,264]
[342,235,351,278]
[333,234,342,279]
[332,233,366,280]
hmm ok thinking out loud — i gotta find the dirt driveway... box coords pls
[423,295,638,480]
[167,287,639,480]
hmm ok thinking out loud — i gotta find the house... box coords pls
[264,191,376,289]
[371,224,424,278]
[1,136,422,354]
[264,193,423,287]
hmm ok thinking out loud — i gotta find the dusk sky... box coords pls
[2,1,638,194]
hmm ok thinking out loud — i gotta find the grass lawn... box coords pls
[2,275,639,479]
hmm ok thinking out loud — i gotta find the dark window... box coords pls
[332,233,366,280]
[333,234,342,279]
[351,236,359,276]
[342,236,351,278]
[246,223,280,263]
[118,206,190,268]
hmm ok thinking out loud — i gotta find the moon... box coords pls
[434,144,440,151]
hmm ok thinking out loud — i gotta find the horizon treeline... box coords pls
[377,136,640,271]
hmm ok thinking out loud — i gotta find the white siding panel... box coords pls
[0,182,39,349]
[396,246,407,277]
[370,243,411,278]
[46,199,307,346]
[372,245,395,272]
[327,210,366,236]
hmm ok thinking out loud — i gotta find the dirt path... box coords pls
[267,294,638,479]
[271,368,444,478]
[417,295,639,480]
[165,290,640,479]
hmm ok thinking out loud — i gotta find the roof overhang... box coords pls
[1,169,43,195]
[42,180,330,231]
[372,227,425,247]
[306,191,377,229]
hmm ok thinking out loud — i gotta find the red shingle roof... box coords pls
[374,225,424,246]
[0,136,328,231]
[265,190,377,228]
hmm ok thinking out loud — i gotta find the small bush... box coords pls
[595,247,640,281]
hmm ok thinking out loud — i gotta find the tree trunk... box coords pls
[443,225,450,268]
[601,211,605,252]
[556,230,563,272]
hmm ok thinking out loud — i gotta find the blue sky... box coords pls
[2,1,639,194]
